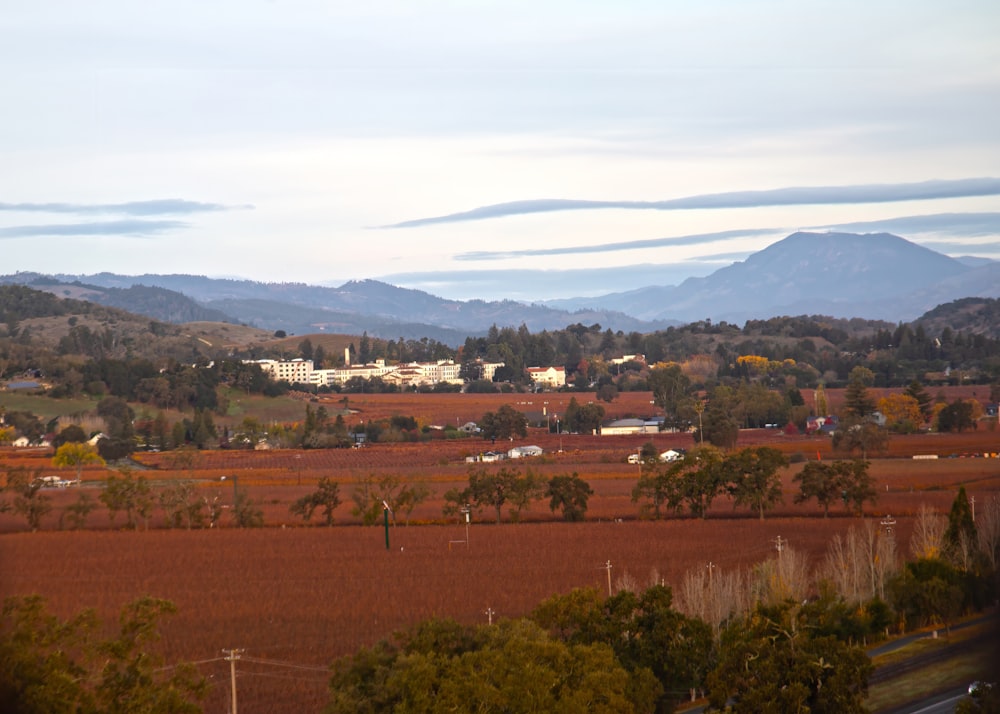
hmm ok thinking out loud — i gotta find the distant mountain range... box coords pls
[3,231,998,343]
[545,231,1000,324]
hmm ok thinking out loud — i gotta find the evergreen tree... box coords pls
[904,379,932,421]
[944,486,977,554]
[844,366,876,418]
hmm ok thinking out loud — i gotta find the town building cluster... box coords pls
[246,352,648,391]
[248,351,508,390]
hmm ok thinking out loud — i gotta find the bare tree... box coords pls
[976,495,1000,570]
[677,564,748,638]
[909,504,946,560]
[821,520,898,603]
[750,547,811,606]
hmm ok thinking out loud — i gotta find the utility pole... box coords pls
[773,535,785,560]
[880,514,896,535]
[707,561,716,587]
[382,501,391,551]
[485,607,495,625]
[222,648,244,714]
[971,495,976,522]
[601,560,613,597]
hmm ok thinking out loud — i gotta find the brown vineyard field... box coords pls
[2,388,999,713]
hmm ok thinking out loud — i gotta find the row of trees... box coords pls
[0,467,262,532]
[631,444,877,521]
[443,467,594,523]
[2,447,879,532]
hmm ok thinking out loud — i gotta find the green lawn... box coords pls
[0,392,97,420]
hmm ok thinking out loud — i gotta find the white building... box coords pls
[253,358,314,385]
[251,357,468,389]
[527,366,566,389]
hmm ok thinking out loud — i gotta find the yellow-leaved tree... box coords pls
[52,441,105,482]
[877,393,923,431]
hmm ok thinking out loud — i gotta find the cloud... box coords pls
[817,212,1000,237]
[380,178,1000,229]
[0,220,188,238]
[0,199,248,216]
[455,228,778,261]
[916,240,1000,255]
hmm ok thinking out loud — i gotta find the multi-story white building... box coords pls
[253,357,472,389]
[252,359,314,385]
[469,359,506,381]
[527,365,566,388]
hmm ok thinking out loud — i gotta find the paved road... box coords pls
[883,686,967,714]
[868,612,994,658]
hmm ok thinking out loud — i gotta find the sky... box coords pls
[2,1,999,302]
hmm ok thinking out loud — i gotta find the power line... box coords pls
[233,670,329,684]
[240,656,329,672]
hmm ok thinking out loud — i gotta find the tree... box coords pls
[51,423,87,448]
[291,477,342,526]
[904,380,933,422]
[877,393,922,432]
[794,461,844,517]
[532,584,713,713]
[93,597,207,713]
[349,474,432,526]
[937,398,976,433]
[326,618,639,714]
[100,472,154,530]
[0,595,206,714]
[794,460,876,517]
[843,366,876,418]
[158,482,207,530]
[232,484,264,528]
[0,594,96,713]
[463,466,542,524]
[649,363,691,430]
[726,446,788,520]
[944,486,977,568]
[889,558,966,633]
[52,441,105,483]
[838,459,878,516]
[478,404,528,441]
[5,467,52,531]
[95,396,136,460]
[694,386,740,449]
[706,602,873,714]
[832,418,889,460]
[673,445,727,519]
[62,493,97,531]
[564,397,606,434]
[546,473,593,521]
